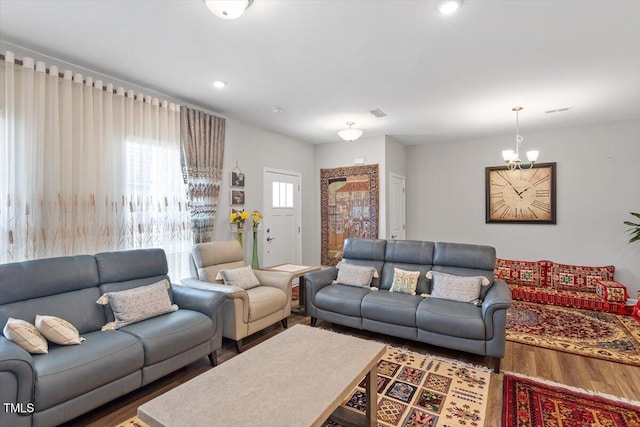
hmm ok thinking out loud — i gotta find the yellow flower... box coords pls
[241,210,250,220]
[251,210,263,225]
[229,213,237,223]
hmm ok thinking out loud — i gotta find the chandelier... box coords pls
[204,0,253,20]
[502,106,539,170]
[337,122,364,142]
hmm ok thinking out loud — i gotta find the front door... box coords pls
[262,168,302,267]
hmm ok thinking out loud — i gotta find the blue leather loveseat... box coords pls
[305,238,512,372]
[0,249,225,427]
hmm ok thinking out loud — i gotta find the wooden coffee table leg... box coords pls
[365,365,377,426]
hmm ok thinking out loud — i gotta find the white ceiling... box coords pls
[1,0,639,145]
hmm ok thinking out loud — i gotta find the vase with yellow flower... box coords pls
[251,210,263,269]
[229,209,249,248]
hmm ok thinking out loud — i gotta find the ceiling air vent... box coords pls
[545,106,573,114]
[370,108,387,118]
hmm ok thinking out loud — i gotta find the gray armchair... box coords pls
[182,240,293,352]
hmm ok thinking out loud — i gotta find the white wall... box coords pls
[406,119,640,297]
[214,117,316,265]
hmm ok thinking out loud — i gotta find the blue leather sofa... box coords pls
[305,239,512,372]
[0,249,225,427]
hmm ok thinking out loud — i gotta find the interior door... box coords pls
[389,173,406,240]
[263,168,302,267]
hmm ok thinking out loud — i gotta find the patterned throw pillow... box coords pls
[595,280,629,302]
[335,263,376,288]
[3,318,48,354]
[389,268,420,295]
[427,271,489,303]
[97,279,178,330]
[494,258,547,287]
[35,315,84,345]
[548,262,615,293]
[219,266,261,290]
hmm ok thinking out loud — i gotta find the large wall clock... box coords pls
[485,162,556,224]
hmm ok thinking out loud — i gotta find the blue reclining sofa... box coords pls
[0,249,225,427]
[305,238,512,372]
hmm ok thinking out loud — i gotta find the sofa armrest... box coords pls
[0,336,35,424]
[172,284,227,319]
[305,268,338,306]
[254,270,294,299]
[181,278,248,303]
[482,279,512,318]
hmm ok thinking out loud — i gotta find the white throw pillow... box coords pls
[35,315,84,345]
[3,318,48,354]
[427,271,489,303]
[389,268,420,295]
[219,266,261,290]
[335,263,376,288]
[97,279,178,330]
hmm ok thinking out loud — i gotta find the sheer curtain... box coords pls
[0,51,191,280]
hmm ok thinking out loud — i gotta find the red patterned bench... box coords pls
[495,258,629,314]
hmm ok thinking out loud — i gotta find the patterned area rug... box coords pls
[115,347,490,427]
[502,373,640,426]
[323,347,491,427]
[506,301,640,366]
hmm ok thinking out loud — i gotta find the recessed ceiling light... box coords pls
[213,80,227,89]
[436,0,463,15]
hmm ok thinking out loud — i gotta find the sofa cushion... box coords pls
[3,318,48,354]
[380,262,432,294]
[548,262,615,293]
[428,271,489,303]
[416,298,485,340]
[595,280,629,302]
[389,268,420,295]
[219,266,261,290]
[336,263,376,288]
[119,310,213,365]
[361,290,422,327]
[33,330,143,411]
[35,315,84,345]
[315,284,370,317]
[494,258,547,287]
[97,280,178,330]
[246,286,288,322]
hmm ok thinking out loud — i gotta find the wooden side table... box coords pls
[262,264,321,315]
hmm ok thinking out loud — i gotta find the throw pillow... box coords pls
[219,265,261,290]
[35,315,84,345]
[427,271,489,303]
[548,262,615,293]
[337,261,379,278]
[3,318,48,354]
[97,279,178,330]
[494,258,548,287]
[335,263,376,288]
[389,268,420,295]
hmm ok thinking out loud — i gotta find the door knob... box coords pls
[391,234,397,239]
[266,237,276,242]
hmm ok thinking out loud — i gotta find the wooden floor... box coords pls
[61,312,640,427]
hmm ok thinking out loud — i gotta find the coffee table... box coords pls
[138,325,385,427]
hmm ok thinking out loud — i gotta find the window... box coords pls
[272,181,294,208]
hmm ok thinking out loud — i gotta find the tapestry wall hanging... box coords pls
[320,164,379,266]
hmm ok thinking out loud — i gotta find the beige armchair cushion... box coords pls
[246,286,288,321]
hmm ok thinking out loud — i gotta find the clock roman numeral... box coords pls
[532,175,550,187]
[531,200,551,213]
[528,207,539,219]
[490,191,504,198]
[536,189,550,197]
[500,206,512,219]
[491,200,506,214]
[490,180,506,188]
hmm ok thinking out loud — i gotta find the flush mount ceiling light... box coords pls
[501,107,539,170]
[435,0,463,15]
[213,80,227,88]
[337,122,364,142]
[204,0,253,20]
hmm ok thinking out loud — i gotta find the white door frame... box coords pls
[388,173,406,240]
[262,167,303,265]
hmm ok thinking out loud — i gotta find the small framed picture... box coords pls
[231,189,245,205]
[231,170,245,187]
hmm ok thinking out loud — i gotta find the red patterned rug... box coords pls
[506,301,640,366]
[502,373,640,426]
